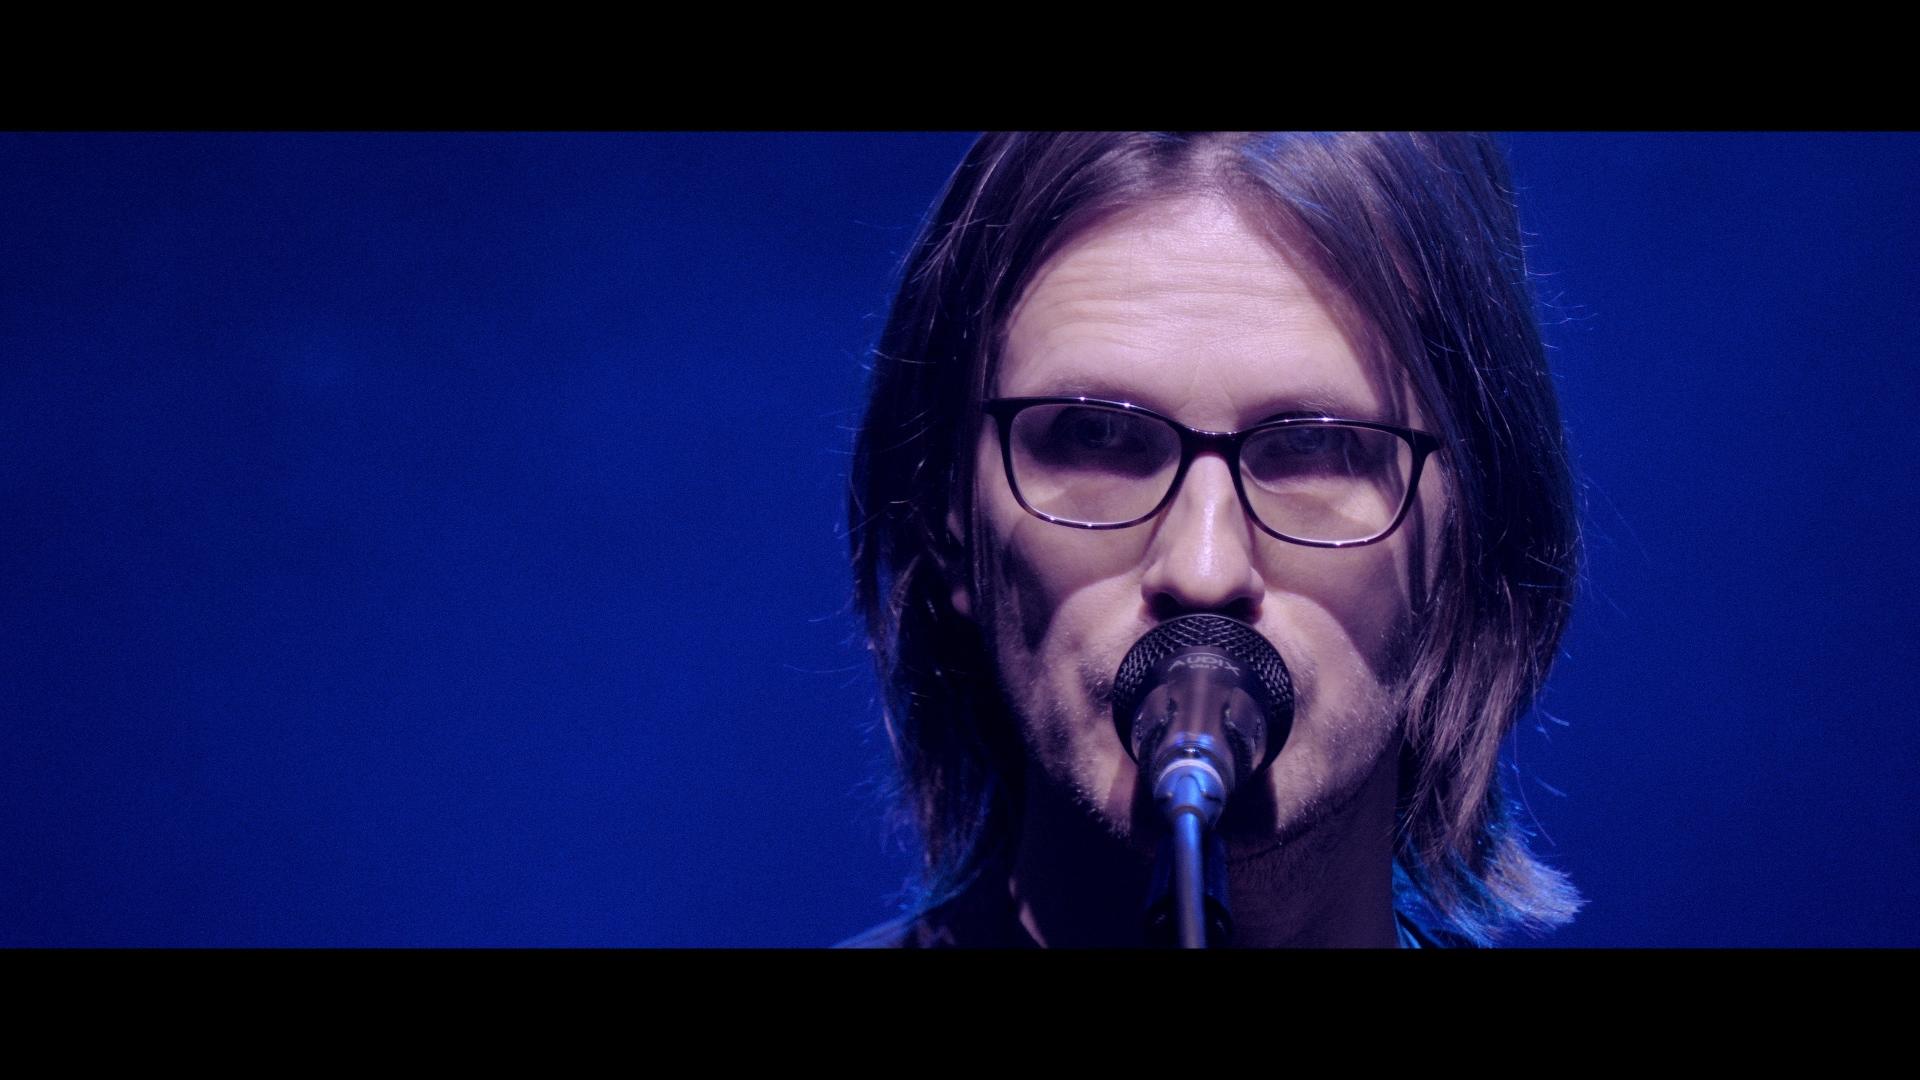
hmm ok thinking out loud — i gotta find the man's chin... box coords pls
[1115,763,1326,865]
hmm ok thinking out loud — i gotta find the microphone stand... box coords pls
[1113,615,1293,950]
[1144,740,1233,948]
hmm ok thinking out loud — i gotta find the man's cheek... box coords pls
[1276,551,1414,682]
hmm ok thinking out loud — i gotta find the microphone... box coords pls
[1112,614,1295,809]
[1111,614,1295,946]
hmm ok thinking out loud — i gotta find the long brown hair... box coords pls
[850,133,1580,944]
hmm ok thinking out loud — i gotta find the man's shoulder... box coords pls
[835,914,919,949]
[1395,910,1479,949]
[835,874,1038,949]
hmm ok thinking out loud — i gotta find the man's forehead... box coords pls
[995,196,1417,429]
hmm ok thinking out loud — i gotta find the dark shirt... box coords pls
[839,871,1461,948]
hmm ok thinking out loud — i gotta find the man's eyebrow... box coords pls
[1012,377,1146,403]
[1005,379,1386,424]
[1250,390,1380,422]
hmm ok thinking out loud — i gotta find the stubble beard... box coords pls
[1015,653,1143,851]
[1010,633,1406,886]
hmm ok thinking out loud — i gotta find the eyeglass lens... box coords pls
[1006,402,1414,544]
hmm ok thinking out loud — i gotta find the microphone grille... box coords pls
[1111,614,1295,760]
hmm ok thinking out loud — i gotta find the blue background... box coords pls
[3,133,1914,946]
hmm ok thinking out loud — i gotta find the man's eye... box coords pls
[1278,426,1339,455]
[1270,425,1351,459]
[1022,406,1171,477]
[1062,411,1128,449]
[1246,425,1364,481]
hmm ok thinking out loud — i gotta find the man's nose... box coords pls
[1139,454,1265,618]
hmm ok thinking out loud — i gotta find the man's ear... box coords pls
[943,507,974,620]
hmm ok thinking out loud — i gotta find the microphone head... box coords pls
[1111,614,1295,781]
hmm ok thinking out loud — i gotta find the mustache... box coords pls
[1082,661,1116,712]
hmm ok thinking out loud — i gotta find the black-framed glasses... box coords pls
[983,397,1442,549]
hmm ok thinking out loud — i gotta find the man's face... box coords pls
[961,195,1444,859]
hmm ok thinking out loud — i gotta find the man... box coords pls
[845,133,1579,947]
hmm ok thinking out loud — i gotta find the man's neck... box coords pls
[1006,758,1401,948]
